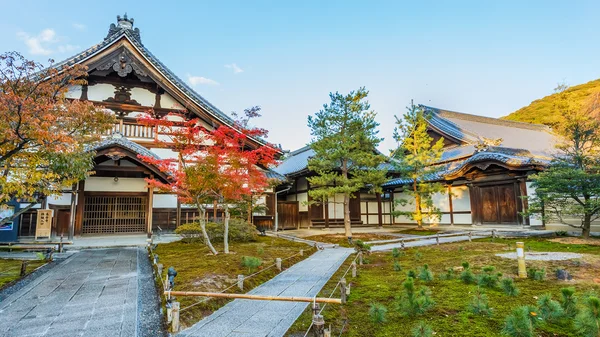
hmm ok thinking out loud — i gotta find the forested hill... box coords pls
[502,79,600,126]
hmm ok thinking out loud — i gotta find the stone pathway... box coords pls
[0,248,159,337]
[179,247,352,337]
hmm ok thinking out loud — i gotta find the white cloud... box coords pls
[72,23,86,31]
[17,29,80,55]
[16,29,56,55]
[224,63,244,74]
[187,74,219,86]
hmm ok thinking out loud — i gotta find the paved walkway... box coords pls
[0,249,149,337]
[179,247,352,337]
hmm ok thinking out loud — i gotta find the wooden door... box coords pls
[278,201,299,230]
[480,184,518,225]
[55,210,70,237]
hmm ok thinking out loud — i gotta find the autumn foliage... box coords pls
[0,52,114,221]
[138,107,279,254]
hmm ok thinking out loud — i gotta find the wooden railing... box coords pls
[107,120,157,139]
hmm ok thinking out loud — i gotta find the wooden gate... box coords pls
[82,194,147,234]
[480,183,519,225]
[277,201,299,230]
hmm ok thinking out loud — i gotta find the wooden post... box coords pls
[492,229,497,242]
[324,198,330,229]
[176,200,181,228]
[213,199,218,221]
[401,238,405,249]
[324,326,331,337]
[340,278,347,303]
[238,275,244,291]
[436,233,440,246]
[448,185,454,226]
[358,252,363,265]
[351,262,357,278]
[376,193,383,228]
[299,249,304,256]
[165,273,169,291]
[157,263,163,277]
[20,260,28,277]
[68,183,77,241]
[468,231,472,242]
[171,301,180,332]
[147,178,154,235]
[516,242,527,278]
[276,258,282,271]
[312,303,325,337]
[59,235,64,253]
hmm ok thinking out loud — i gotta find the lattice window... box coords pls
[83,195,147,234]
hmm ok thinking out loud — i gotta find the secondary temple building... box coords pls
[274,106,557,229]
[14,15,283,238]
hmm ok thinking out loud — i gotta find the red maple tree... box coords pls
[138,107,278,254]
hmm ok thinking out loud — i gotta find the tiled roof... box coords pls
[88,133,160,160]
[51,17,274,149]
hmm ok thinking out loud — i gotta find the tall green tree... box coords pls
[392,103,445,229]
[526,85,600,238]
[307,87,387,241]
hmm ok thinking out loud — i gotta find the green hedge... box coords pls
[175,218,258,243]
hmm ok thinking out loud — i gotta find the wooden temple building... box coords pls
[273,106,557,229]
[14,14,284,238]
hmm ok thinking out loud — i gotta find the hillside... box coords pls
[502,79,600,126]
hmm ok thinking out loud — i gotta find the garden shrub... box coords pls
[574,295,600,337]
[536,294,564,322]
[354,239,372,253]
[241,256,262,273]
[526,267,546,281]
[477,265,501,289]
[418,264,434,282]
[393,261,402,272]
[468,287,492,316]
[559,287,578,318]
[411,321,434,337]
[392,247,401,259]
[502,305,539,337]
[415,252,422,261]
[397,277,435,317]
[407,270,417,279]
[500,277,520,296]
[440,268,455,280]
[369,303,388,324]
[460,268,475,284]
[462,261,470,269]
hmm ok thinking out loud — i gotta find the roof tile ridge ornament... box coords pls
[474,136,503,152]
[106,13,141,43]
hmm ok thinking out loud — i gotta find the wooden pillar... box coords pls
[68,183,77,241]
[147,178,154,234]
[448,185,454,226]
[75,180,85,235]
[213,199,218,221]
[376,193,383,227]
[518,179,530,226]
[176,200,181,228]
[324,198,329,228]
[467,184,480,226]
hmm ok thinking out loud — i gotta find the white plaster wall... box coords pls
[153,194,178,208]
[328,194,345,218]
[161,93,185,110]
[151,148,179,160]
[130,87,155,106]
[431,191,450,212]
[66,85,82,99]
[526,181,543,226]
[87,84,115,101]
[393,191,417,224]
[454,214,473,224]
[84,177,147,192]
[47,193,72,206]
[451,186,471,211]
[360,202,367,214]
[297,192,308,212]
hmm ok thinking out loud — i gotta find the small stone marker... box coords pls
[276,258,282,271]
[157,263,163,278]
[516,242,527,278]
[491,229,497,242]
[238,274,244,291]
[436,233,440,245]
[358,252,363,265]
[556,269,572,280]
[401,238,405,249]
[20,260,28,277]
[468,231,472,242]
[171,301,180,332]
[300,249,304,256]
[351,262,357,278]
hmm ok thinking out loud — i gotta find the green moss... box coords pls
[0,259,46,289]
[153,236,313,329]
[285,239,600,337]
[303,233,397,248]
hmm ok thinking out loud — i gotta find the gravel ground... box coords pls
[495,252,583,261]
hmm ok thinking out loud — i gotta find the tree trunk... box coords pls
[197,201,218,255]
[414,179,423,229]
[341,159,352,240]
[582,213,591,238]
[224,204,230,254]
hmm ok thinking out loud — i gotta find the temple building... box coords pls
[274,106,560,229]
[15,15,283,238]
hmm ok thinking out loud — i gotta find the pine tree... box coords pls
[307,87,387,241]
[391,103,445,229]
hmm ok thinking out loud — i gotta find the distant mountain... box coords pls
[502,79,600,126]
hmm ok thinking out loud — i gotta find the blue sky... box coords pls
[1,0,599,152]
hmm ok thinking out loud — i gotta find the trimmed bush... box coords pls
[393,261,402,272]
[369,303,388,324]
[502,305,539,337]
[477,266,501,288]
[536,294,564,322]
[411,321,434,337]
[407,270,417,279]
[418,264,434,282]
[500,278,520,296]
[559,287,578,318]
[241,256,261,273]
[526,267,546,281]
[392,247,401,259]
[468,287,492,316]
[354,239,372,253]
[397,277,435,317]
[440,268,455,280]
[574,295,600,337]
[460,268,476,284]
